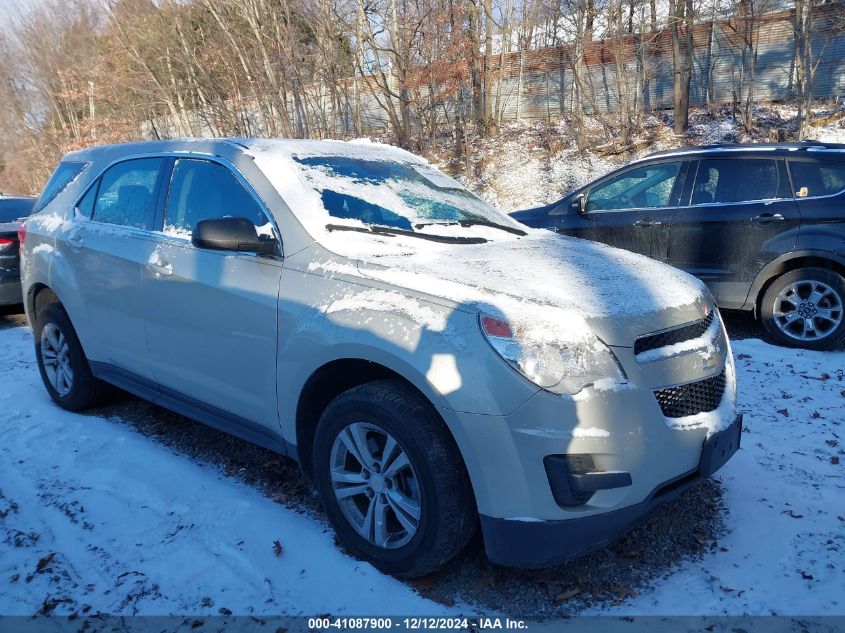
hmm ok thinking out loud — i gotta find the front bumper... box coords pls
[480,413,742,568]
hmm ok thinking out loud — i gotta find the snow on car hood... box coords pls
[309,231,710,348]
[357,232,706,319]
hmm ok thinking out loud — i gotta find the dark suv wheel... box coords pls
[34,303,111,410]
[761,267,845,350]
[312,379,476,578]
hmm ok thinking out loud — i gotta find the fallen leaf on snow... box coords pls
[554,587,581,603]
[35,553,55,573]
[411,575,437,593]
[273,540,283,557]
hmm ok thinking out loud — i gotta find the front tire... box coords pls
[313,380,476,578]
[34,303,110,411]
[761,267,845,350]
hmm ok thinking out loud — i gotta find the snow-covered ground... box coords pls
[1,319,843,616]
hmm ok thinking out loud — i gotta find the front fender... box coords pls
[275,270,538,443]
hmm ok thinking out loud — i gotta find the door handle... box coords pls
[633,219,661,227]
[751,212,785,223]
[67,232,84,250]
[146,260,173,276]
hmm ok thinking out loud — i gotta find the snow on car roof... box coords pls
[238,137,427,165]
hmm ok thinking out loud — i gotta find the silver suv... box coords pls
[21,139,742,577]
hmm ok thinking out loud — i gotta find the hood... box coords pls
[351,232,711,347]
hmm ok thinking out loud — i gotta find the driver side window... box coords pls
[163,158,275,240]
[586,162,682,212]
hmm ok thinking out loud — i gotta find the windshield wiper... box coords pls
[414,219,527,236]
[325,223,487,244]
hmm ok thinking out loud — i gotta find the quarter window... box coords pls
[93,158,163,228]
[586,162,682,212]
[34,161,87,212]
[163,159,271,238]
[691,158,781,205]
[788,160,845,198]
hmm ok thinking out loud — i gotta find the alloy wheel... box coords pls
[772,279,843,342]
[329,421,421,549]
[41,323,74,396]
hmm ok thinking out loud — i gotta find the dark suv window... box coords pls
[586,162,682,212]
[0,198,35,223]
[163,159,268,237]
[691,158,781,204]
[93,158,163,229]
[788,160,845,198]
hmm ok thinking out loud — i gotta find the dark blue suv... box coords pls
[511,142,845,350]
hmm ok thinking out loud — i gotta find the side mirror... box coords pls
[192,217,276,255]
[570,193,587,215]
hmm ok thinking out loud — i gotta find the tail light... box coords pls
[0,237,13,252]
[17,222,27,245]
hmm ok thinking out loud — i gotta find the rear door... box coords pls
[141,157,283,429]
[787,156,845,243]
[667,156,800,307]
[67,157,167,374]
[556,159,687,260]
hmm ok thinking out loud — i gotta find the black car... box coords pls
[0,196,36,307]
[511,142,845,350]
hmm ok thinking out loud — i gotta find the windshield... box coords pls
[293,155,506,230]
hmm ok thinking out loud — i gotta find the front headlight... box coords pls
[479,314,626,395]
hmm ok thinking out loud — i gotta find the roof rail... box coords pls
[635,140,845,161]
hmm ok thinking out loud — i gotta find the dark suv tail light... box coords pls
[17,222,27,245]
[0,237,13,252]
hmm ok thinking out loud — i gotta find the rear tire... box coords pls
[34,303,111,411]
[760,267,845,350]
[312,379,476,578]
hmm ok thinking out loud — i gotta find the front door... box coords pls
[556,159,687,260]
[667,156,800,307]
[141,157,283,429]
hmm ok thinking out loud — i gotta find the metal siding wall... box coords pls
[144,5,844,138]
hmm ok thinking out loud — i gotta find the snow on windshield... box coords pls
[292,155,497,230]
[245,139,526,256]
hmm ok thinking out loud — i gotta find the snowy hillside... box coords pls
[427,101,845,212]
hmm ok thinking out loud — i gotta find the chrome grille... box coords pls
[654,370,726,418]
[635,310,715,356]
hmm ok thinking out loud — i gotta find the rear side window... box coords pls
[0,199,35,223]
[789,160,845,198]
[34,162,87,212]
[691,158,781,204]
[163,159,268,237]
[76,184,97,219]
[93,158,163,229]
